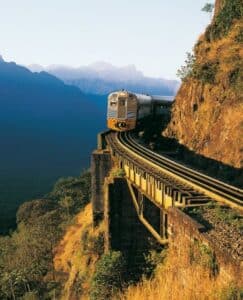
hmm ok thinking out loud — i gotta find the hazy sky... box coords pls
[0,0,212,79]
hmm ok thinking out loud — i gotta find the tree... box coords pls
[176,52,196,81]
[90,251,126,300]
[59,196,74,217]
[202,3,214,19]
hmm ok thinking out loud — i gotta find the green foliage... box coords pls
[90,251,126,300]
[72,273,86,297]
[0,269,29,299]
[49,170,91,212]
[111,168,126,177]
[177,52,196,81]
[143,249,167,277]
[235,28,243,43]
[205,0,243,40]
[202,3,214,13]
[218,284,243,300]
[194,61,218,84]
[81,226,104,256]
[190,240,218,277]
[198,243,218,276]
[22,291,39,300]
[0,170,91,299]
[177,52,218,84]
[59,196,75,217]
[16,199,58,225]
[229,67,243,93]
[214,205,243,229]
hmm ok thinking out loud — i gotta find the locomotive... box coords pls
[107,90,174,131]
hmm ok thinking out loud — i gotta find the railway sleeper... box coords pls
[187,198,212,205]
[182,195,210,205]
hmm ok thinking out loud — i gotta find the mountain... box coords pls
[28,62,180,96]
[164,0,243,169]
[0,57,106,233]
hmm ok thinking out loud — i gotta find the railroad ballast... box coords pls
[107,90,174,131]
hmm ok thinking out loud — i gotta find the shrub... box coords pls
[81,226,104,256]
[22,291,39,300]
[177,52,218,84]
[194,62,218,84]
[16,199,58,225]
[177,52,196,81]
[214,205,242,229]
[229,67,242,93]
[219,284,243,300]
[90,251,126,300]
[112,168,126,177]
[206,0,243,40]
[190,240,218,277]
[235,28,243,43]
[143,249,167,277]
[229,67,240,84]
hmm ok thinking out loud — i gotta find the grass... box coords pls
[118,234,242,300]
[53,203,105,300]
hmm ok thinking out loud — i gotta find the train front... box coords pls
[107,91,137,131]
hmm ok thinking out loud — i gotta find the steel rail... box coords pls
[116,131,243,209]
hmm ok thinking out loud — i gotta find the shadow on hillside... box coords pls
[135,115,243,189]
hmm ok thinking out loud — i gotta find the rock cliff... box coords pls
[164,0,243,169]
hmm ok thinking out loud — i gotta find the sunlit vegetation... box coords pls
[90,251,126,300]
[205,0,243,41]
[53,203,106,299]
[0,170,91,299]
[184,202,243,231]
[176,52,196,81]
[111,168,126,177]
[177,51,218,83]
[119,234,242,300]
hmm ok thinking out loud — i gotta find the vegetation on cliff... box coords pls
[164,0,243,170]
[119,234,242,300]
[0,171,91,299]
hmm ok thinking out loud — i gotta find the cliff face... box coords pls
[164,0,243,169]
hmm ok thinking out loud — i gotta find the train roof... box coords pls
[151,95,174,102]
[108,90,174,103]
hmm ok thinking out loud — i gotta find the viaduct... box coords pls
[91,129,243,279]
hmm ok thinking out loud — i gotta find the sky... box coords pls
[0,0,212,79]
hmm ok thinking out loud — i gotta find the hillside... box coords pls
[0,58,106,233]
[121,232,242,300]
[28,62,179,96]
[164,0,243,170]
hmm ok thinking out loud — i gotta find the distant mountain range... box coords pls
[28,61,180,95]
[0,56,106,233]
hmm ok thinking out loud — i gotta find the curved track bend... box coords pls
[109,131,243,211]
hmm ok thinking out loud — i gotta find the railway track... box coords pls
[108,131,243,211]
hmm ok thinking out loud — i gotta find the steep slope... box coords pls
[0,58,105,233]
[54,203,104,300]
[164,0,243,169]
[121,233,242,300]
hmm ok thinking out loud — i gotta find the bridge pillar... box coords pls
[104,177,161,278]
[91,133,112,226]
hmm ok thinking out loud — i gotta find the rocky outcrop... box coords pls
[164,0,243,169]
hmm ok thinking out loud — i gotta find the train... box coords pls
[107,90,174,131]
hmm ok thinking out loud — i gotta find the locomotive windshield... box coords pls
[110,101,117,107]
[118,97,126,106]
[109,94,117,108]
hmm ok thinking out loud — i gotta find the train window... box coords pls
[119,98,126,106]
[110,101,117,107]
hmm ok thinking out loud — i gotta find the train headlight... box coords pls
[116,122,126,129]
